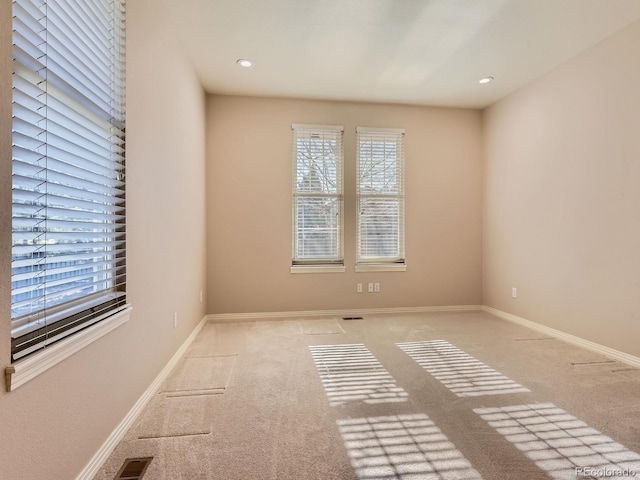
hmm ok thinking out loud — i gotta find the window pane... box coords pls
[359,140,399,194]
[292,125,343,265]
[295,197,340,259]
[10,0,126,360]
[356,128,405,264]
[359,197,400,258]
[296,137,338,194]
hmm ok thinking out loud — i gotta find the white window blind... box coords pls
[292,124,344,265]
[11,0,127,361]
[356,127,405,265]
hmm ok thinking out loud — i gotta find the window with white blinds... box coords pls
[11,0,127,361]
[292,124,344,265]
[356,127,405,266]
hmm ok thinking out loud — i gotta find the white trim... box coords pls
[482,306,640,369]
[292,123,343,131]
[356,126,405,134]
[290,265,346,274]
[5,305,133,392]
[355,263,407,272]
[207,305,482,323]
[75,315,209,480]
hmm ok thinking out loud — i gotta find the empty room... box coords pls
[1,1,640,479]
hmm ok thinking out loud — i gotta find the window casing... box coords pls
[10,0,127,361]
[356,127,405,267]
[292,124,344,267]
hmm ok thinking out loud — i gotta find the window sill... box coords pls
[290,265,346,274]
[5,305,132,392]
[355,263,407,272]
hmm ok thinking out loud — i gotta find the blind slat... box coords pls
[13,175,124,204]
[13,158,125,197]
[11,247,126,270]
[13,204,125,222]
[12,261,125,290]
[11,266,126,299]
[12,240,126,257]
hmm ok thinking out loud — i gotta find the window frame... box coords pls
[9,0,128,366]
[355,126,406,272]
[291,124,345,273]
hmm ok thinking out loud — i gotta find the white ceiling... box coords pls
[166,0,640,109]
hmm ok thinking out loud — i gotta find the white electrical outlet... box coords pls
[368,283,374,293]
[512,287,517,298]
[374,282,380,293]
[173,312,178,328]
[357,283,363,293]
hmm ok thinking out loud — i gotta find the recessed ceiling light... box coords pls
[479,76,494,84]
[236,59,254,68]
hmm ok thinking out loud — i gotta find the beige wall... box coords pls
[0,1,207,478]
[206,96,483,313]
[483,19,640,357]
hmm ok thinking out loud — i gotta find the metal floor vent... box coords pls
[342,316,364,320]
[115,457,153,480]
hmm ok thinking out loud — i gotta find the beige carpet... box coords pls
[160,355,236,396]
[93,311,640,479]
[135,395,214,439]
[300,318,345,335]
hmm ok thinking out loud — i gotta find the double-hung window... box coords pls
[356,127,405,271]
[10,0,127,362]
[291,124,344,271]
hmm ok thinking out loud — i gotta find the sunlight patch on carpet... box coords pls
[397,340,529,397]
[309,344,408,406]
[475,403,640,480]
[337,414,483,480]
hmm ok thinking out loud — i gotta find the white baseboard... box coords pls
[206,304,483,323]
[482,306,640,369]
[75,315,209,480]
